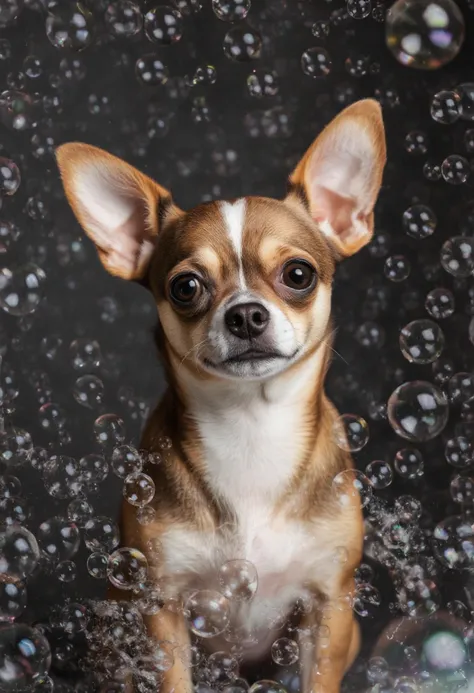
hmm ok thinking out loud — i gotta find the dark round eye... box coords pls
[169,273,202,305]
[281,260,316,291]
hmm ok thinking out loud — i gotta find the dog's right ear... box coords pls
[56,143,181,281]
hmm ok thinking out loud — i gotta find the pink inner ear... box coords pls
[312,186,362,241]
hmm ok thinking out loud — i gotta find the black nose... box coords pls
[225,302,270,340]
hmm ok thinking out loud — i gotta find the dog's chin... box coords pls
[200,351,299,381]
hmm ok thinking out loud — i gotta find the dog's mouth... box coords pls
[224,349,282,364]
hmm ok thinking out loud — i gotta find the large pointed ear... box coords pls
[289,99,386,257]
[56,143,181,280]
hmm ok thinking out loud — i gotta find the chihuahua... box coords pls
[56,99,386,693]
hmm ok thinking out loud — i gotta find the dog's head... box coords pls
[56,100,386,383]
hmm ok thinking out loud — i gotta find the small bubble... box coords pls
[384,255,411,282]
[87,551,109,579]
[144,6,183,44]
[333,413,370,452]
[440,236,474,277]
[212,0,250,21]
[271,637,299,665]
[332,469,373,508]
[218,559,258,601]
[365,460,394,489]
[402,204,436,239]
[431,90,463,124]
[399,319,445,364]
[135,54,169,86]
[388,381,449,442]
[185,589,230,638]
[441,154,470,184]
[104,0,143,37]
[223,24,262,62]
[108,547,148,590]
[123,472,155,507]
[425,287,455,319]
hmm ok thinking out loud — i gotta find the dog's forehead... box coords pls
[166,196,334,278]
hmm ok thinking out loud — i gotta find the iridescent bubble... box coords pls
[384,255,411,282]
[73,374,104,409]
[402,204,436,239]
[104,0,143,37]
[43,455,81,499]
[108,547,148,590]
[212,0,250,21]
[445,437,473,469]
[450,475,474,505]
[332,469,373,508]
[433,515,474,568]
[394,495,422,521]
[144,6,183,44]
[84,516,120,552]
[57,560,76,582]
[37,517,80,564]
[347,0,371,19]
[218,559,258,601]
[441,154,470,184]
[301,47,332,77]
[423,630,467,670]
[399,319,445,364]
[223,25,262,61]
[111,445,142,478]
[249,682,286,693]
[0,526,39,581]
[0,580,26,621]
[189,64,217,86]
[0,157,20,195]
[365,460,394,490]
[353,583,381,618]
[456,82,474,121]
[0,264,46,316]
[45,5,94,51]
[135,54,169,86]
[38,402,66,434]
[70,338,101,371]
[431,90,463,124]
[333,413,369,452]
[388,381,449,442]
[270,637,299,666]
[386,0,465,69]
[0,90,35,131]
[94,414,125,448]
[123,472,155,507]
[185,589,230,638]
[440,236,474,277]
[425,288,455,319]
[247,69,279,98]
[398,578,441,617]
[87,551,108,579]
[0,624,51,689]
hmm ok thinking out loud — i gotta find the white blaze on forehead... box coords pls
[220,198,247,288]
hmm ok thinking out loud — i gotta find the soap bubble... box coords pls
[271,637,299,665]
[43,455,81,499]
[345,54,370,77]
[440,237,474,277]
[185,590,230,638]
[423,161,442,181]
[448,372,474,405]
[73,374,104,409]
[311,20,330,39]
[84,516,120,553]
[218,559,258,601]
[332,469,373,508]
[431,90,462,124]
[57,559,76,582]
[79,454,108,485]
[445,436,473,469]
[0,580,26,621]
[450,475,474,505]
[37,517,80,563]
[384,255,411,282]
[423,629,467,670]
[123,472,155,507]
[249,682,286,693]
[404,130,429,155]
[135,54,169,86]
[0,526,39,581]
[347,0,371,19]
[388,381,449,442]
[301,47,332,78]
[0,428,32,467]
[94,414,125,448]
[45,5,94,51]
[70,338,101,371]
[455,82,474,121]
[0,158,20,195]
[441,154,470,184]
[394,495,422,521]
[398,578,441,617]
[433,515,474,568]
[333,413,369,452]
[425,288,455,319]
[189,64,217,86]
[0,264,46,316]
[247,69,279,98]
[223,25,262,61]
[144,6,183,44]
[386,0,465,69]
[104,0,142,37]
[0,90,35,131]
[111,445,142,478]
[399,319,445,364]
[0,624,51,689]
[394,448,424,479]
[108,547,148,589]
[38,402,67,434]
[402,204,436,239]
[367,656,389,684]
[212,0,250,21]
[365,460,394,489]
[87,551,108,579]
[353,583,381,618]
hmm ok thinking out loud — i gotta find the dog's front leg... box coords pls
[143,607,193,693]
[299,579,360,693]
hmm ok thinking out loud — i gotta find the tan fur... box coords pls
[56,99,387,693]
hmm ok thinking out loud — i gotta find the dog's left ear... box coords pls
[289,99,386,257]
